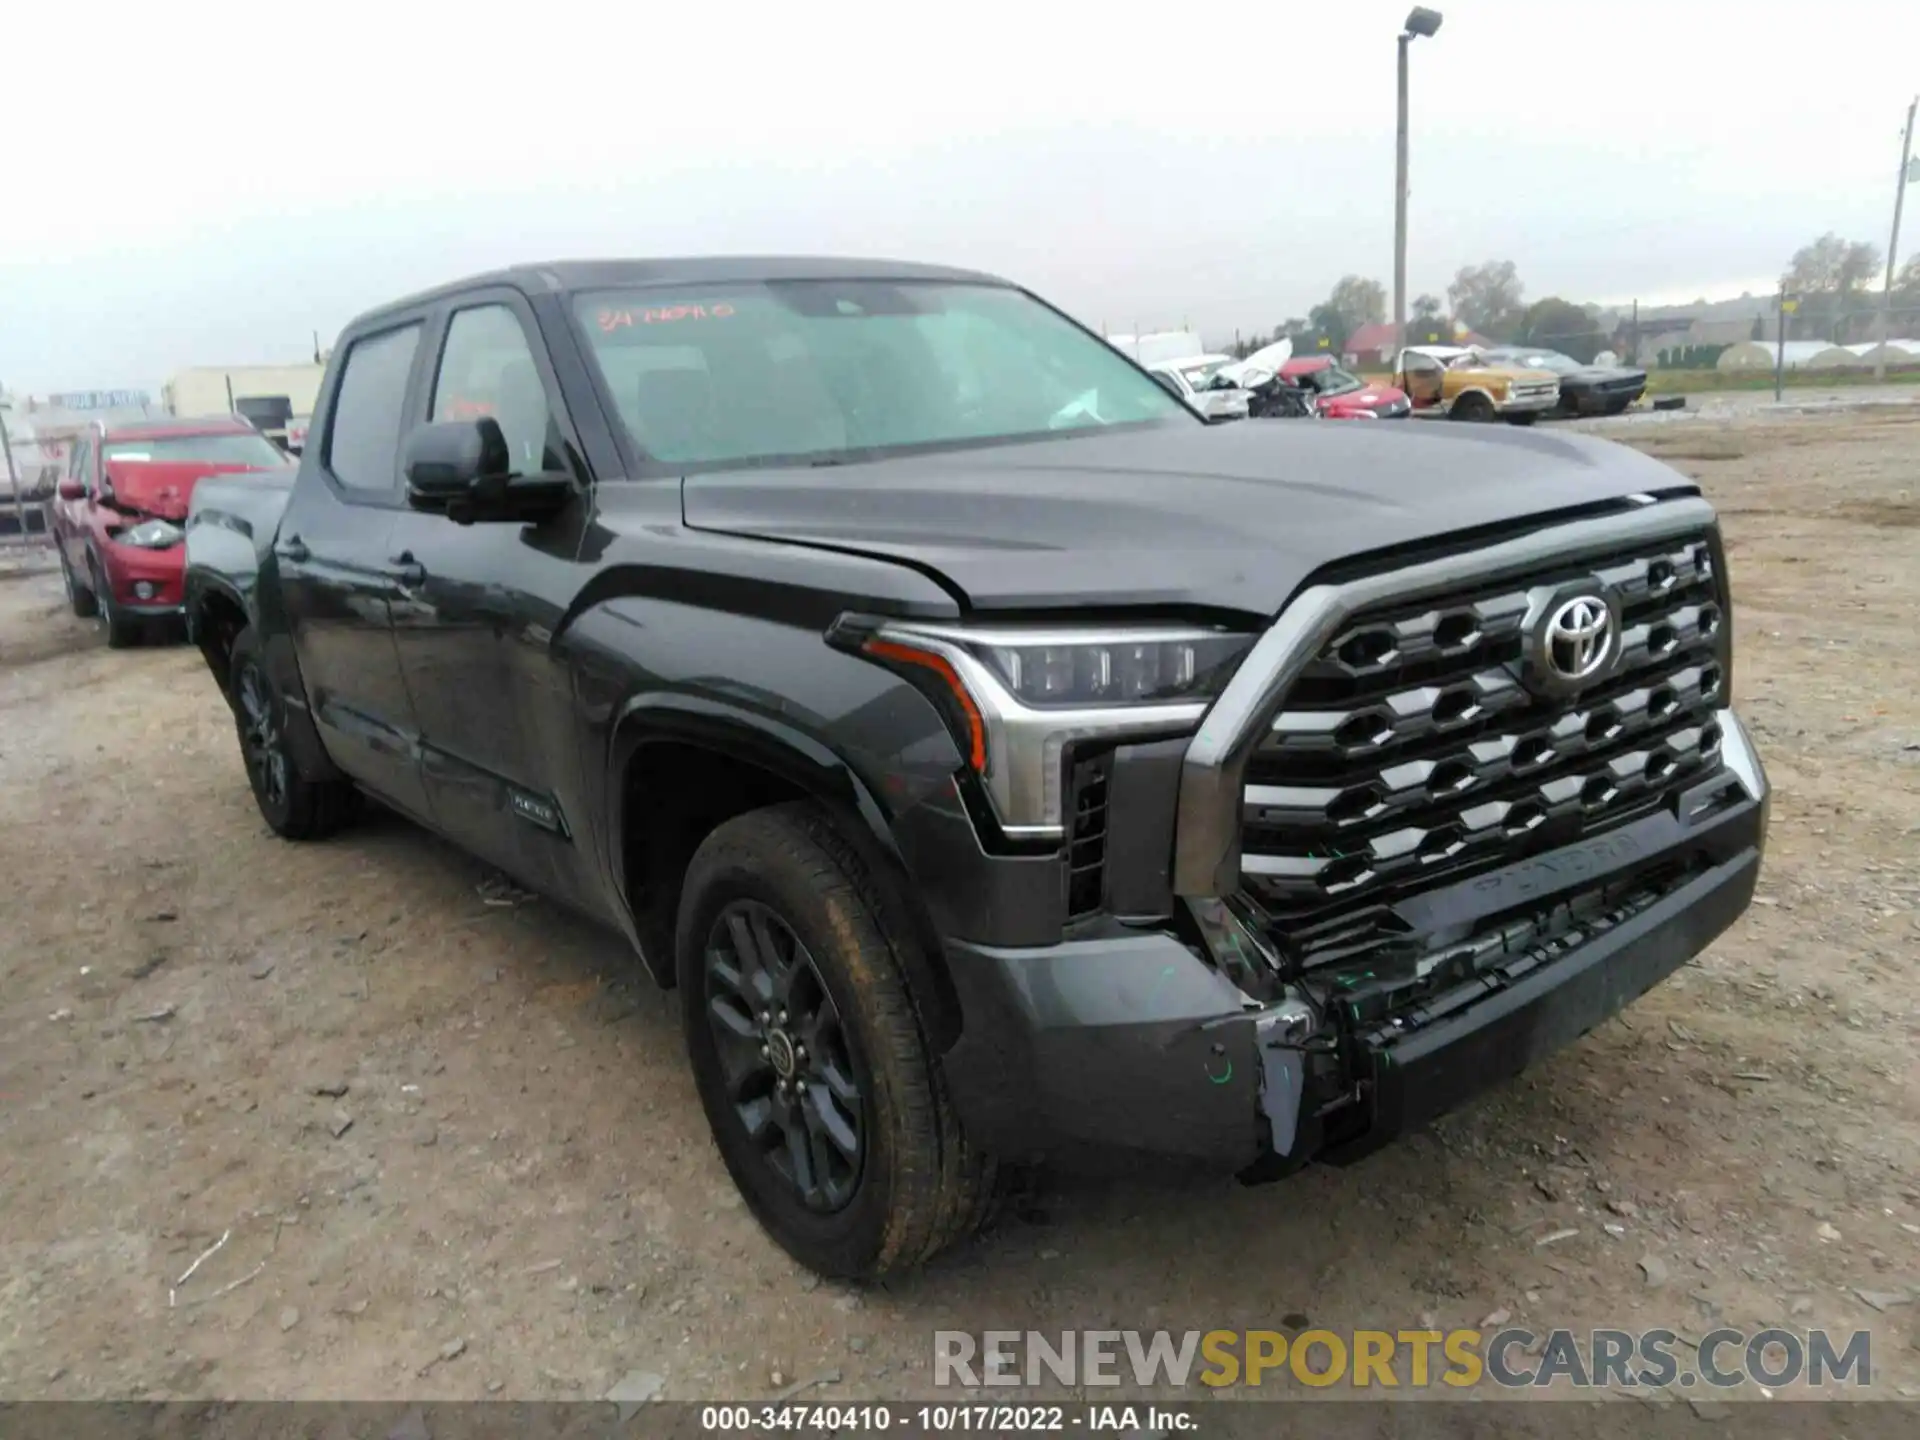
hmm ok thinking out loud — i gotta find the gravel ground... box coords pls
[1,410,1916,1408]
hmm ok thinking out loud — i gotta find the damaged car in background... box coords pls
[1484,346,1650,417]
[184,257,1768,1280]
[51,416,294,646]
[1147,353,1252,421]
[1394,345,1561,425]
[1279,356,1412,419]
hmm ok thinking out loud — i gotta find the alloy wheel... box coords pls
[235,662,290,813]
[703,899,865,1212]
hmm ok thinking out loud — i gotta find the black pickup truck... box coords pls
[184,258,1768,1279]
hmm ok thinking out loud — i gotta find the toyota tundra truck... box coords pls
[183,259,1768,1279]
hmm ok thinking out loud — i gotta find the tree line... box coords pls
[1231,237,1920,366]
[1232,262,1615,364]
[1776,233,1920,344]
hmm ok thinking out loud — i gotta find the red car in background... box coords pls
[1280,357,1412,419]
[51,416,294,646]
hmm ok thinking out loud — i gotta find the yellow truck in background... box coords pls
[1392,345,1561,426]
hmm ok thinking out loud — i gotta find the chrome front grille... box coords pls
[1239,531,1727,918]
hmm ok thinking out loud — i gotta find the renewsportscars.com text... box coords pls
[933,1327,1873,1391]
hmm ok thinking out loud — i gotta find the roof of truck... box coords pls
[354,257,1012,328]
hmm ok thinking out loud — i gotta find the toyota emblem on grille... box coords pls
[1544,594,1614,683]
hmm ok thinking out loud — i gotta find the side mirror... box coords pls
[403,418,573,525]
[405,417,510,498]
[58,478,85,501]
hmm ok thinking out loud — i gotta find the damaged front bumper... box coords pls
[939,710,1767,1175]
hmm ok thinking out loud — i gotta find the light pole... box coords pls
[1874,96,1917,383]
[1394,7,1443,357]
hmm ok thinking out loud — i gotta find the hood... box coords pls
[1321,383,1408,412]
[104,460,281,521]
[1564,365,1648,384]
[679,421,1695,616]
[1220,338,1292,384]
[1480,364,1560,384]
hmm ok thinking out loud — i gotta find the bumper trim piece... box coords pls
[1173,495,1721,897]
[1334,841,1758,1162]
[939,794,1763,1173]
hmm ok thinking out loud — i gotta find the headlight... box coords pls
[830,617,1255,836]
[976,631,1252,707]
[116,519,184,549]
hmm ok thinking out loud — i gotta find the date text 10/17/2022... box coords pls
[699,1406,1193,1432]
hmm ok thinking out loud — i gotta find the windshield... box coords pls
[103,433,291,467]
[1297,365,1364,396]
[1498,350,1581,375]
[574,280,1190,471]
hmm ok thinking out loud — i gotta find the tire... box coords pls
[1450,393,1496,422]
[227,626,359,840]
[61,549,97,618]
[677,801,995,1280]
[1506,411,1540,427]
[91,556,140,648]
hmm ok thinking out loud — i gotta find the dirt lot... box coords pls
[2,410,1917,1407]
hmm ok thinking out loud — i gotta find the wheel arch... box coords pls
[206,589,348,787]
[608,694,962,1052]
[187,576,252,692]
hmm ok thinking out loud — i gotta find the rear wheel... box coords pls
[61,549,97,618]
[228,626,359,839]
[678,801,995,1279]
[90,557,140,648]
[1450,392,1496,422]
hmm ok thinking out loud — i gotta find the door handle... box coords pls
[275,533,310,563]
[388,551,426,587]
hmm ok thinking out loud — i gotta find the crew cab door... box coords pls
[384,294,602,910]
[276,319,435,821]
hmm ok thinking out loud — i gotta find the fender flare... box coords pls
[183,570,249,644]
[606,692,961,1047]
[609,692,903,864]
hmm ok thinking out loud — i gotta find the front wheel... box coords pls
[1450,393,1497,423]
[227,626,359,839]
[677,802,995,1279]
[61,549,98,618]
[90,557,140,648]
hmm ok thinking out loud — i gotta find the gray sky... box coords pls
[5,0,1917,392]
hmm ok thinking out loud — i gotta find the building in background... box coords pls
[163,362,327,452]
[1,388,162,507]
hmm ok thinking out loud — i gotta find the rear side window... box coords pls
[325,324,422,491]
